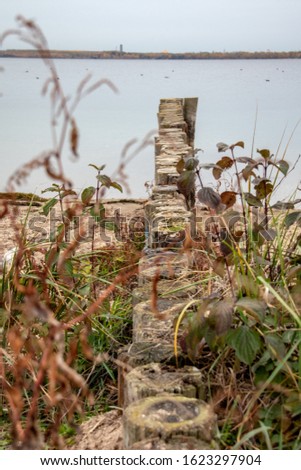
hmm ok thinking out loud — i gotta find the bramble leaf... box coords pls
[227,325,262,365]
[235,297,267,323]
[265,334,286,360]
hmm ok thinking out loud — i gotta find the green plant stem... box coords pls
[196,169,235,297]
[230,147,249,267]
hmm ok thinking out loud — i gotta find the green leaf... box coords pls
[257,148,271,159]
[259,228,276,241]
[227,325,262,365]
[42,185,60,193]
[42,197,58,216]
[177,170,195,198]
[269,159,290,176]
[216,142,229,152]
[235,297,267,323]
[271,201,295,210]
[63,259,74,277]
[89,202,105,219]
[255,180,273,199]
[89,163,106,171]
[284,211,301,228]
[184,157,198,171]
[265,334,286,360]
[110,181,123,193]
[81,186,95,205]
[97,174,111,187]
[243,192,263,207]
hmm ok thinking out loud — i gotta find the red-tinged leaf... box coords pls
[70,118,79,157]
[242,162,259,181]
[212,256,225,278]
[221,191,237,208]
[176,157,185,174]
[61,189,77,199]
[255,180,273,199]
[213,157,234,180]
[212,166,222,180]
[216,156,233,169]
[211,298,234,335]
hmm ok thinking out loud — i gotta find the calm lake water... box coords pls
[1,58,301,199]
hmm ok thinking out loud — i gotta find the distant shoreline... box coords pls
[1,49,301,60]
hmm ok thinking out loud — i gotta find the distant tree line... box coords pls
[1,49,301,60]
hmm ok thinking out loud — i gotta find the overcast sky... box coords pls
[0,0,301,53]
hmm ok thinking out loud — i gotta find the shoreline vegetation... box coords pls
[1,49,301,60]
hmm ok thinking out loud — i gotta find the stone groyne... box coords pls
[119,98,219,450]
